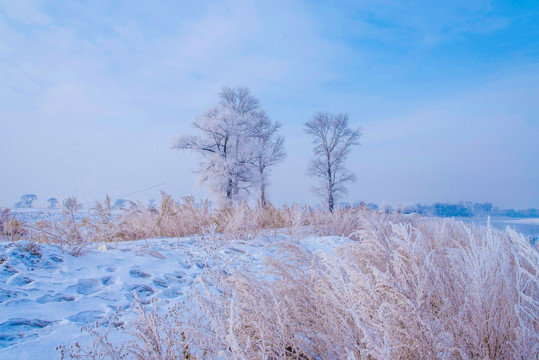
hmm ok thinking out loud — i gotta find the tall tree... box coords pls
[304,112,361,212]
[172,86,284,206]
[250,112,286,207]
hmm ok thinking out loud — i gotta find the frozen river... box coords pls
[459,217,539,243]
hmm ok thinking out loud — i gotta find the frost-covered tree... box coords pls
[172,86,284,206]
[304,112,361,212]
[250,112,286,207]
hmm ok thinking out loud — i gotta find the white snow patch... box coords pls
[0,234,350,359]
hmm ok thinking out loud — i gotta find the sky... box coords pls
[0,0,538,209]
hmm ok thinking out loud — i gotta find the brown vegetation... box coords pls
[1,192,372,254]
[49,202,538,359]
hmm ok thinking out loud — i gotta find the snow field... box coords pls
[0,235,349,359]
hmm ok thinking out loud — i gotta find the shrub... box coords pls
[0,208,28,241]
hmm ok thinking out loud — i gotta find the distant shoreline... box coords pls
[457,216,539,239]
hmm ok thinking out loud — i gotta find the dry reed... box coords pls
[61,210,538,359]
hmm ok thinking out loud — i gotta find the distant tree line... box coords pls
[361,201,539,218]
[13,194,81,210]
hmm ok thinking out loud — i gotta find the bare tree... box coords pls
[304,112,361,212]
[219,86,259,116]
[172,86,284,206]
[250,112,286,207]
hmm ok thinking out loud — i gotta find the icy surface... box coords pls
[0,235,351,359]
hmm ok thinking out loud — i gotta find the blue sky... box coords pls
[1,0,538,209]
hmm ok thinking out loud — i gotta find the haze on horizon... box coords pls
[1,0,538,209]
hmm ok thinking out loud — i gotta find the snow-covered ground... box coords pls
[0,235,349,360]
[3,208,66,224]
[5,207,118,225]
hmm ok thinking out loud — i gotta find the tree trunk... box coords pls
[226,178,233,203]
[260,184,267,208]
[327,154,334,212]
[328,190,334,212]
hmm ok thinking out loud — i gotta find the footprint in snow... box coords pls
[101,275,116,286]
[164,272,193,286]
[36,293,75,304]
[66,278,103,295]
[48,254,63,263]
[0,264,18,277]
[0,318,54,332]
[152,277,169,288]
[7,274,33,286]
[162,286,183,299]
[128,267,152,279]
[68,310,105,324]
[0,289,27,303]
[0,333,18,348]
[0,318,54,348]
[124,284,154,302]
[164,271,186,283]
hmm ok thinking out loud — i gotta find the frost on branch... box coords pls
[304,112,361,212]
[172,86,285,206]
